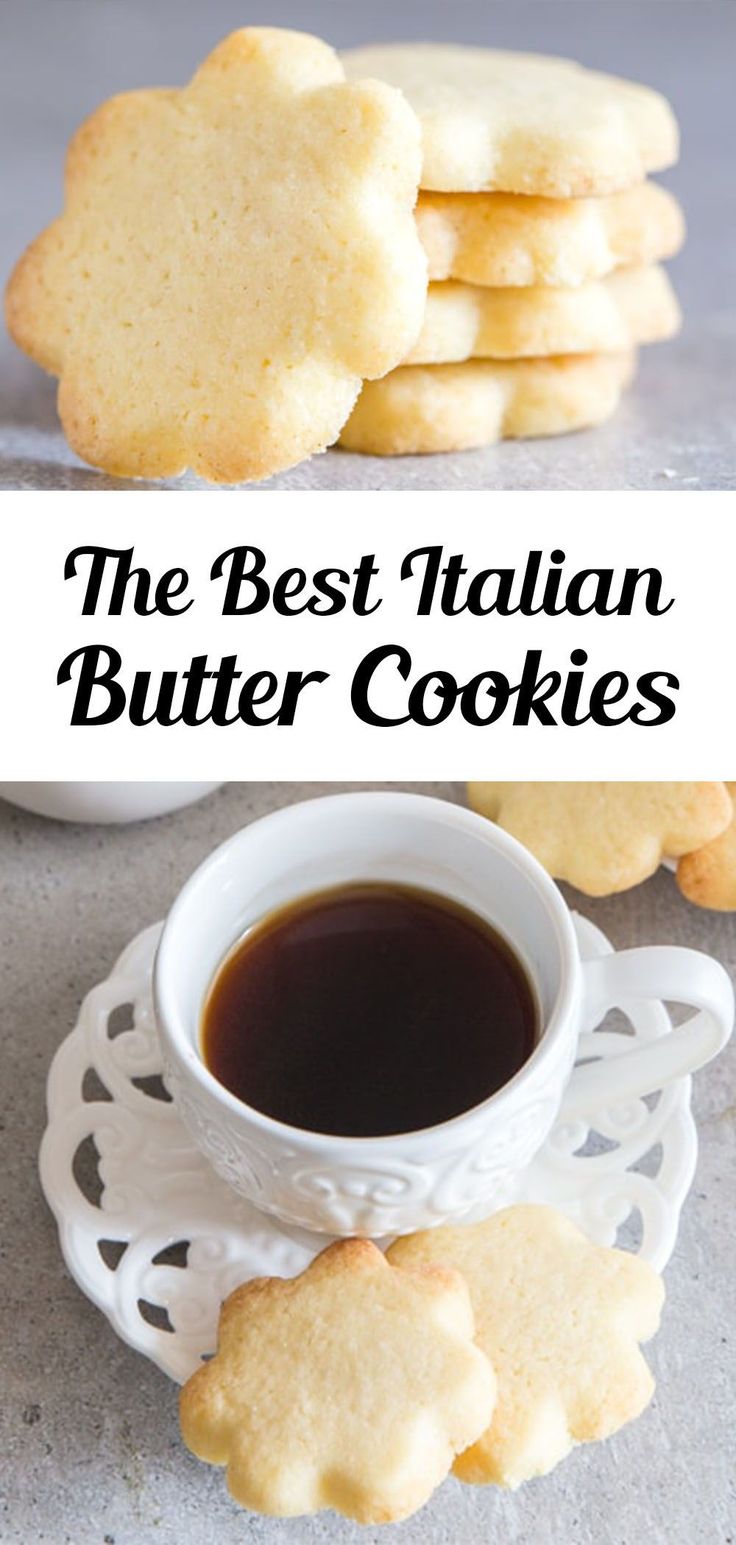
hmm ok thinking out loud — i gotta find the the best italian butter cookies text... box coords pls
[56,542,678,730]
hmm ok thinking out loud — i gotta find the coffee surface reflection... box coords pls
[201,881,537,1137]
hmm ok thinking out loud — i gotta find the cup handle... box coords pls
[561,947,734,1120]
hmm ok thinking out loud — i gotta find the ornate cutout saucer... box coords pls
[39,915,696,1384]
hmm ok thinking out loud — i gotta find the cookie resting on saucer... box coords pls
[179,1238,495,1522]
[389,1205,664,1488]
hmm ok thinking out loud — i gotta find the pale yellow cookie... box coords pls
[179,1238,495,1523]
[5,28,426,484]
[416,183,685,288]
[388,1205,664,1489]
[467,782,733,896]
[677,783,736,910]
[343,45,678,195]
[339,353,635,456]
[405,266,680,365]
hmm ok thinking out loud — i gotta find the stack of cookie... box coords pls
[6,30,685,481]
[340,46,684,456]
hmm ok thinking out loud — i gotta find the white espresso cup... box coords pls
[153,792,733,1236]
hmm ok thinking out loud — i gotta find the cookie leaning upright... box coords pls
[341,44,682,458]
[5,28,427,483]
[179,1239,495,1523]
[388,1205,665,1489]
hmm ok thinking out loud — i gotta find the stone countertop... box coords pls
[1,0,734,492]
[0,780,734,1545]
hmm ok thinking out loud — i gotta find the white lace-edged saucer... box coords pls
[39,914,696,1384]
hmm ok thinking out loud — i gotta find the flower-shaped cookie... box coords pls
[5,28,426,483]
[468,782,733,896]
[343,45,679,197]
[388,1205,664,1488]
[414,182,685,288]
[677,782,736,910]
[179,1238,495,1523]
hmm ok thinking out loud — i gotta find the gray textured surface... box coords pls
[1,0,735,491]
[0,780,734,1545]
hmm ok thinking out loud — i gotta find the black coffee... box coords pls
[201,882,537,1137]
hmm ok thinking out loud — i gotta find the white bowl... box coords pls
[0,782,223,824]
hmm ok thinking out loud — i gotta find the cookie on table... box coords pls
[5,28,426,484]
[677,783,736,910]
[416,182,685,288]
[339,353,635,456]
[179,1238,495,1523]
[405,265,680,365]
[343,45,679,195]
[467,782,733,897]
[388,1205,664,1489]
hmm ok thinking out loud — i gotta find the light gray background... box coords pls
[1,0,735,490]
[0,781,734,1544]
